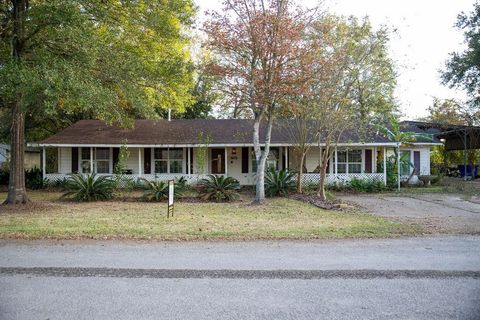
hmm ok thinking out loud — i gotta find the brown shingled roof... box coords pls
[36,119,403,146]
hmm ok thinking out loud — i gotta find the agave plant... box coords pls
[264,167,296,197]
[140,179,183,201]
[62,174,115,202]
[198,175,240,202]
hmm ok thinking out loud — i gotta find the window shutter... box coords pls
[112,148,120,172]
[364,149,373,173]
[241,147,249,173]
[414,151,420,175]
[71,148,79,173]
[144,148,151,174]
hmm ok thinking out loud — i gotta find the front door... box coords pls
[211,148,225,174]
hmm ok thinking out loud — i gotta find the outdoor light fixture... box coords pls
[232,147,237,155]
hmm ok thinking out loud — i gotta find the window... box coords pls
[95,148,110,174]
[400,150,411,176]
[336,151,347,174]
[81,148,91,173]
[348,150,362,173]
[334,149,362,174]
[251,147,279,172]
[154,148,183,174]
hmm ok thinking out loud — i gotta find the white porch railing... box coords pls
[301,173,385,186]
[44,173,211,186]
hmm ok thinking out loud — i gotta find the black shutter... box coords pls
[190,147,194,174]
[364,149,372,173]
[71,148,79,173]
[144,148,151,174]
[414,151,420,175]
[112,148,120,172]
[241,147,249,173]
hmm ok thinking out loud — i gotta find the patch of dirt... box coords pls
[289,194,347,210]
[0,201,55,214]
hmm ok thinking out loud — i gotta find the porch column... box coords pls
[383,146,387,186]
[42,147,46,178]
[284,146,288,170]
[138,148,142,177]
[90,147,93,174]
[334,146,338,177]
[224,147,228,176]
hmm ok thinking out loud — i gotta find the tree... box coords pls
[304,15,397,200]
[204,0,316,203]
[425,98,480,175]
[442,1,480,107]
[0,0,195,204]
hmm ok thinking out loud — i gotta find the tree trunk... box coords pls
[5,101,28,204]
[4,0,29,205]
[253,113,273,204]
[317,146,329,201]
[317,157,328,201]
[297,152,305,193]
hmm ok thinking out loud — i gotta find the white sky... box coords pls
[196,0,476,120]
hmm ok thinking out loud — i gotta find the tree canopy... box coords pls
[0,0,196,203]
[442,1,480,107]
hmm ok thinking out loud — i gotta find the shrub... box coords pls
[198,175,240,202]
[0,168,8,185]
[140,179,183,201]
[62,174,115,202]
[348,178,386,193]
[264,168,296,197]
[25,167,45,190]
[175,176,190,193]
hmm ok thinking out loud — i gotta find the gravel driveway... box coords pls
[339,193,480,234]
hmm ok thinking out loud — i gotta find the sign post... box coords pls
[167,180,174,218]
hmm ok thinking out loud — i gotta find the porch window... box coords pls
[81,148,91,173]
[251,147,279,172]
[335,149,362,174]
[348,150,362,173]
[95,148,110,174]
[154,148,183,174]
[400,150,411,176]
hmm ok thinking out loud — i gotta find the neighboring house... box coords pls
[0,144,41,170]
[30,119,441,185]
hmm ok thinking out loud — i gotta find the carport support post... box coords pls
[464,129,468,181]
[383,147,387,186]
[397,142,401,191]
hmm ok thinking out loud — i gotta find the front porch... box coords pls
[40,145,412,186]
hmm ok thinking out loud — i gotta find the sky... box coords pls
[196,0,476,120]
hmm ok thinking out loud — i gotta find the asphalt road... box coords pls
[1,236,480,320]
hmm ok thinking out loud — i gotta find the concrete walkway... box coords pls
[339,193,480,233]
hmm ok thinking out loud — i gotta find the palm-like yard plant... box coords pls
[198,175,240,202]
[140,179,183,201]
[62,174,115,202]
[264,167,296,197]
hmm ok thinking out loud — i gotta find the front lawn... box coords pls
[0,191,421,240]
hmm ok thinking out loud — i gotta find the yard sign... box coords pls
[167,180,174,218]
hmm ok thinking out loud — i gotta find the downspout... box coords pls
[464,128,468,181]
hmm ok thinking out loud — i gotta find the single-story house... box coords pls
[30,119,441,186]
[0,144,41,170]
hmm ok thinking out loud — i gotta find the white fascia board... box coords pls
[32,142,400,148]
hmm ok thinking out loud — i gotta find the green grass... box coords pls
[0,191,421,240]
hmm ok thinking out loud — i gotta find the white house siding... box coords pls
[125,147,142,174]
[59,147,72,174]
